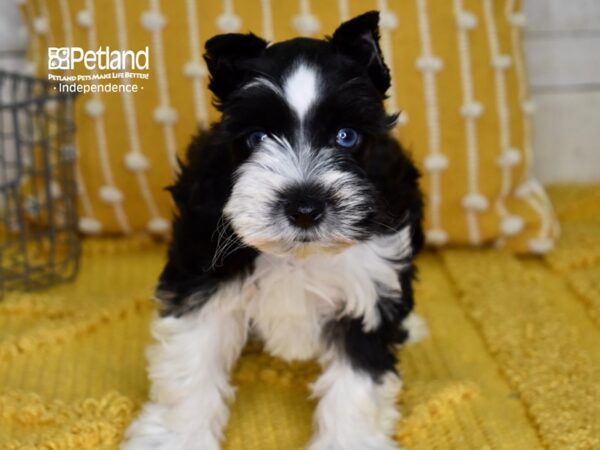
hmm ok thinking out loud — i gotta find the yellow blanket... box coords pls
[1,186,599,450]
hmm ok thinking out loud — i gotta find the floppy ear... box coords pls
[156,133,259,317]
[204,33,268,104]
[330,11,391,95]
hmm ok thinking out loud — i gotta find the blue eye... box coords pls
[246,131,268,148]
[335,128,360,148]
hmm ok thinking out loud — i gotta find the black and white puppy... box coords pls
[122,11,425,450]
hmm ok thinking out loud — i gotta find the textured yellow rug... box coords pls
[1,186,599,450]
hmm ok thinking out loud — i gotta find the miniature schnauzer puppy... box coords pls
[122,11,424,450]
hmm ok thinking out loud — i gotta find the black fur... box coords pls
[330,10,391,94]
[326,266,418,381]
[156,131,259,317]
[204,33,268,106]
[157,11,424,381]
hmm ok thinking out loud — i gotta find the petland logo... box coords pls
[48,46,149,71]
[48,46,150,94]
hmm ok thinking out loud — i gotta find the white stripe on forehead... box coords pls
[283,64,318,121]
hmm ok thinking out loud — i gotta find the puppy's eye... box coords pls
[246,131,268,148]
[335,128,360,149]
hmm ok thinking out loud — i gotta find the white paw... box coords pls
[402,312,429,344]
[308,433,401,450]
[121,404,220,450]
[122,435,219,450]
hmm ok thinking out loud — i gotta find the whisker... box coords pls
[371,219,401,233]
[211,232,238,269]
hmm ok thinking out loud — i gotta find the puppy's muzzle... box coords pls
[281,184,327,230]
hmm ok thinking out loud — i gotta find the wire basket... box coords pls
[0,71,79,295]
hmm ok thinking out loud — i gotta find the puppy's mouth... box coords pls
[294,235,356,246]
[245,235,357,258]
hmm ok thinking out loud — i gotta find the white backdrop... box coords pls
[523,0,600,183]
[0,0,598,183]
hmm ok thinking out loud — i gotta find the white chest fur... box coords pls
[242,228,412,362]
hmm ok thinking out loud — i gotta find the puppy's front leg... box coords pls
[309,354,402,450]
[121,289,247,450]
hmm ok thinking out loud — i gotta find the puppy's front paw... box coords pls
[308,433,402,450]
[121,434,219,450]
[121,403,220,450]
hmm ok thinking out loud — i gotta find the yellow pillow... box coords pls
[20,0,558,253]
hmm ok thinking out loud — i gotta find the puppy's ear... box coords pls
[156,132,259,317]
[330,11,391,95]
[204,33,268,104]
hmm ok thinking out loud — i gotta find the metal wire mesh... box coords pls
[0,71,79,295]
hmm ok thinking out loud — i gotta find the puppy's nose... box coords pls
[284,198,325,229]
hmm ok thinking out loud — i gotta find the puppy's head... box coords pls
[205,12,411,258]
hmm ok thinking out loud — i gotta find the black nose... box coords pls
[284,197,325,229]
